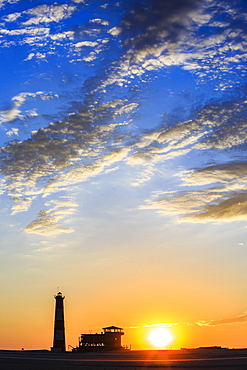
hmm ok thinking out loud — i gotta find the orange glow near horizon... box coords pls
[1,284,247,351]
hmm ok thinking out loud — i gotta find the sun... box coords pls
[148,328,173,348]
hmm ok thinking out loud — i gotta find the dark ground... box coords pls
[1,349,247,369]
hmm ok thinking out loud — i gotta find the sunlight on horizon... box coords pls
[148,328,173,348]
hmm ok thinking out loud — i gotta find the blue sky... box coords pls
[1,0,247,350]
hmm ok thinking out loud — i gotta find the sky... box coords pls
[0,0,247,351]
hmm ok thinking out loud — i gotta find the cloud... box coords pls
[50,31,74,41]
[0,0,20,10]
[182,193,247,223]
[24,52,46,61]
[0,91,58,124]
[3,11,21,22]
[6,128,19,137]
[142,323,178,328]
[141,161,247,223]
[131,164,154,186]
[184,163,247,186]
[0,26,50,36]
[33,246,53,252]
[22,4,76,26]
[42,148,130,196]
[75,41,98,48]
[197,312,247,326]
[10,196,36,214]
[129,97,247,165]
[129,322,178,329]
[0,108,21,124]
[90,18,109,26]
[25,209,74,236]
[120,0,202,51]
[25,197,78,236]
[0,4,77,60]
[108,26,122,36]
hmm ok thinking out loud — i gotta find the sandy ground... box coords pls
[1,349,247,369]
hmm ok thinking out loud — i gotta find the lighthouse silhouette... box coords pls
[52,292,66,352]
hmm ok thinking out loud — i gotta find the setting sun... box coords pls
[148,328,173,348]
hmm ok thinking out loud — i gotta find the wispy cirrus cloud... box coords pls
[197,311,247,326]
[129,322,178,329]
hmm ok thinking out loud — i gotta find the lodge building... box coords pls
[73,326,124,352]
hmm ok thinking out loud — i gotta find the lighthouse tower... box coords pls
[52,292,66,352]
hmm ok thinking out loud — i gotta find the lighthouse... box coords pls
[52,292,66,352]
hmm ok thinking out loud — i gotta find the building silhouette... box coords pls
[51,292,66,352]
[73,326,124,352]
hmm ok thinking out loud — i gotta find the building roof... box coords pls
[103,326,123,330]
